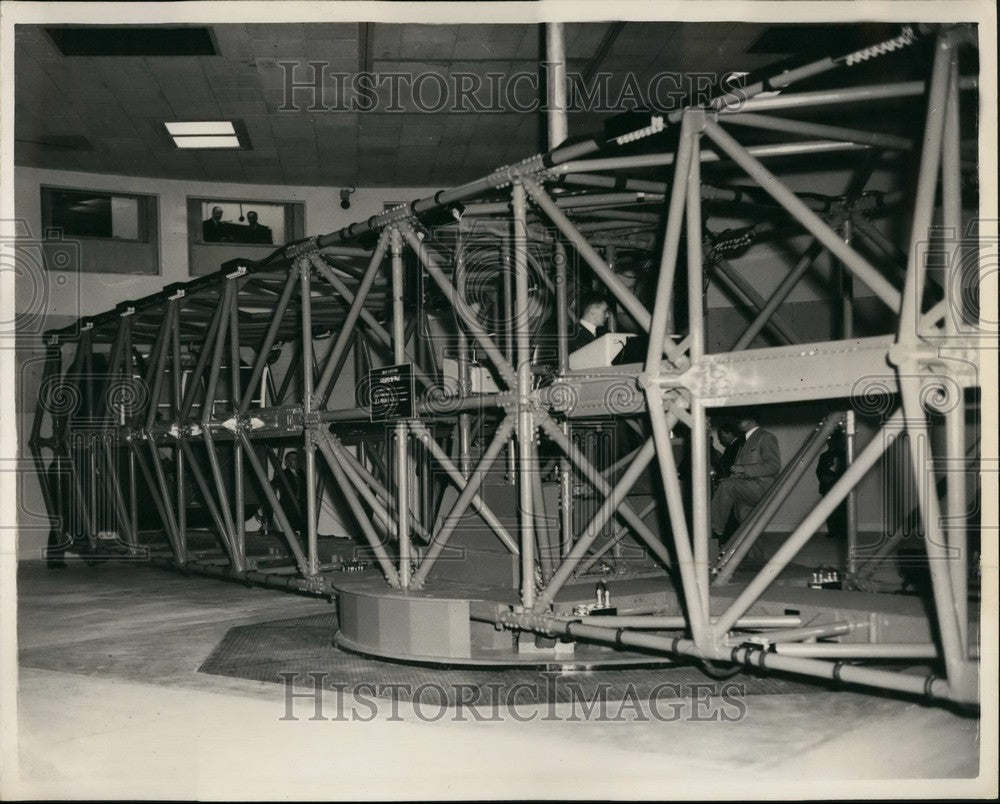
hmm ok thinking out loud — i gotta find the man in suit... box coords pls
[711,410,781,538]
[242,210,273,244]
[202,206,230,242]
[568,291,610,354]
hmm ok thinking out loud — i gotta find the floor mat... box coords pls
[198,612,828,705]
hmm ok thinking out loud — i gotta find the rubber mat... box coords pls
[198,612,828,704]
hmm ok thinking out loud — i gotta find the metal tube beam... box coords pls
[545,22,568,149]
[513,183,537,606]
[240,269,299,416]
[714,409,902,636]
[713,260,800,345]
[410,416,516,589]
[409,421,519,555]
[703,118,902,312]
[237,429,310,577]
[714,415,842,585]
[536,414,674,570]
[732,240,823,350]
[314,232,390,404]
[315,434,401,587]
[390,227,412,588]
[723,112,912,151]
[532,437,657,611]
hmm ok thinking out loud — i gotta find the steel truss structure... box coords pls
[31,25,986,705]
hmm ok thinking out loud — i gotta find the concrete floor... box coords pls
[7,559,987,800]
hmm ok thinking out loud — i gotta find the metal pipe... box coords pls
[502,235,517,487]
[513,183,536,606]
[178,438,236,561]
[229,283,246,564]
[685,143,711,616]
[390,227,412,588]
[316,439,403,589]
[335,440,432,544]
[643,393,710,644]
[713,409,902,636]
[298,259,319,577]
[143,302,176,430]
[545,22,568,149]
[713,260,800,345]
[409,421,519,555]
[313,231,390,405]
[309,253,436,390]
[942,53,968,652]
[498,609,959,702]
[240,269,298,416]
[170,302,187,559]
[129,441,181,561]
[201,429,240,568]
[732,240,823,350]
[410,415,516,588]
[522,177,687,367]
[741,621,858,643]
[703,118,902,312]
[238,428,311,577]
[537,413,673,571]
[723,113,912,151]
[532,437,657,611]
[181,289,228,419]
[574,498,657,576]
[398,224,517,388]
[724,76,977,114]
[714,415,842,585]
[574,615,802,629]
[557,140,874,174]
[646,113,698,374]
[454,230,473,479]
[774,643,939,659]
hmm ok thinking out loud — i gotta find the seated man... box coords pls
[710,410,781,540]
[568,291,610,353]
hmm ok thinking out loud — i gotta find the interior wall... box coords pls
[14,166,436,558]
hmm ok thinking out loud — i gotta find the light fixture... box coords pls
[165,121,246,149]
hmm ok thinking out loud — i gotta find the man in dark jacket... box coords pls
[711,410,781,537]
[568,291,610,354]
[242,210,273,244]
[816,430,848,538]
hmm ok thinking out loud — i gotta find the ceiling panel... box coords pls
[14,21,800,187]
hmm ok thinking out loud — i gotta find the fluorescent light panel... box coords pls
[174,135,241,149]
[166,121,235,136]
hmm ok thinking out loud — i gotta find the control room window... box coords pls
[187,197,305,276]
[41,187,152,242]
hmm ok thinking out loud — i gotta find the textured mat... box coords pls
[198,612,828,704]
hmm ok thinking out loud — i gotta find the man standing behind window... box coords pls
[243,210,273,244]
[203,206,229,242]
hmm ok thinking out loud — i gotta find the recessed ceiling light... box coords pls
[173,135,241,149]
[165,121,235,137]
[164,121,248,150]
